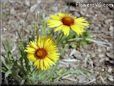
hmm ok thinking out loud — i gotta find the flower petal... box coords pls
[54,25,63,32]
[29,41,37,49]
[57,13,65,17]
[71,25,85,35]
[61,25,70,36]
[27,54,36,62]
[50,15,61,20]
[47,20,62,28]
[37,37,45,48]
[25,47,35,53]
[45,57,55,66]
[75,17,89,27]
[40,60,45,70]
[34,60,40,68]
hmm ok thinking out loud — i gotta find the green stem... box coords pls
[56,33,64,44]
[33,23,39,39]
[41,20,46,36]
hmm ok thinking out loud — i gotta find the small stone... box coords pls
[78,75,86,83]
[52,6,58,12]
[108,75,114,82]
[2,27,7,31]
[109,26,114,37]
[106,47,111,51]
[70,49,83,60]
[10,8,16,15]
[99,58,105,63]
[86,54,91,58]
[108,67,112,73]
[30,4,38,12]
[98,48,102,53]
[98,54,105,58]
[91,53,96,58]
[69,6,75,11]
[105,58,110,61]
[101,68,105,72]
[19,19,25,25]
[105,19,113,25]
[108,26,113,31]
[21,12,27,16]
[106,53,113,58]
[25,0,30,6]
[74,12,80,17]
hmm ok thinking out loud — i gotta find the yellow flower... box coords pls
[25,37,59,70]
[47,13,89,36]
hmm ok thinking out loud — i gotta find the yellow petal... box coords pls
[44,38,56,51]
[71,25,84,35]
[48,53,59,62]
[50,15,61,20]
[75,17,86,22]
[43,58,50,69]
[25,47,35,53]
[45,57,55,66]
[61,25,70,36]
[47,20,62,28]
[29,41,37,49]
[27,54,36,62]
[54,25,63,32]
[34,60,40,68]
[40,60,45,70]
[57,13,65,17]
[75,18,89,27]
[37,37,44,48]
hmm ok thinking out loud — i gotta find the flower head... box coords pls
[47,13,89,36]
[25,37,59,70]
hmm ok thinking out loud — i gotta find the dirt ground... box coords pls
[1,0,114,84]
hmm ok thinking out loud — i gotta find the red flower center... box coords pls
[61,16,74,26]
[35,48,47,59]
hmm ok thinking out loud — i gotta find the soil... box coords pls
[1,0,114,85]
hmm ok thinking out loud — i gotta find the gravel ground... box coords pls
[1,0,114,85]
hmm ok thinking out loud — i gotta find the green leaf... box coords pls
[5,70,12,78]
[20,80,25,85]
